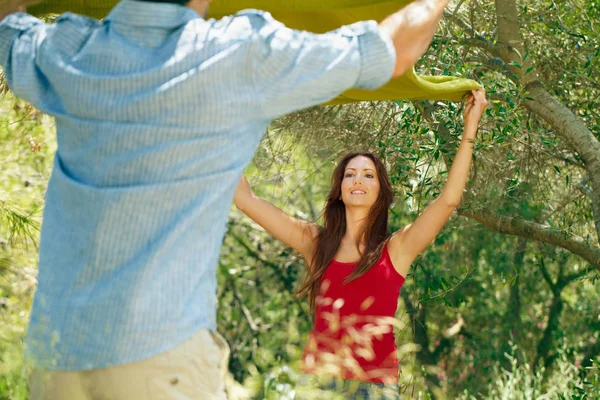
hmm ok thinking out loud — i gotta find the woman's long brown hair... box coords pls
[296,152,394,310]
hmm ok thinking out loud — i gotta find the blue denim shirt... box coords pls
[0,0,395,370]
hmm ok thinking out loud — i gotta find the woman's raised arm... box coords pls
[388,89,488,277]
[234,175,320,261]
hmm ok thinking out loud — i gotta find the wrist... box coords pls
[463,123,478,135]
[460,135,476,144]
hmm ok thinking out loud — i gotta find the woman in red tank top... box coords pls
[234,89,488,398]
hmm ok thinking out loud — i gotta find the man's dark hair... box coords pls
[138,0,190,5]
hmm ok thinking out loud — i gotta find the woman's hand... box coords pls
[463,88,488,139]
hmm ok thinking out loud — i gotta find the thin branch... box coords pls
[464,56,518,83]
[458,204,600,270]
[538,257,556,291]
[542,191,586,221]
[451,0,467,16]
[228,275,260,332]
[443,9,489,43]
[431,315,466,362]
[562,269,590,284]
[229,229,282,270]
[577,176,593,197]
[460,38,501,57]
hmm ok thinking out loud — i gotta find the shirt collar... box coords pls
[105,0,202,29]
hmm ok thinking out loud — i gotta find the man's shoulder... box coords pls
[227,9,283,30]
[55,12,101,30]
[193,9,282,42]
[226,9,285,38]
[0,12,44,31]
[35,12,101,54]
[232,9,273,20]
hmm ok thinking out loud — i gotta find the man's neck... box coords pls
[186,0,210,18]
[0,1,27,21]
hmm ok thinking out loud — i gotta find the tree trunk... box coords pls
[534,294,563,370]
[494,0,600,244]
[500,238,526,371]
[401,290,441,400]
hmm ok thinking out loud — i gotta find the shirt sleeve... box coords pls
[0,13,48,103]
[244,11,396,120]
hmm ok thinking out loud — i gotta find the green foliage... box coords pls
[458,345,600,400]
[0,93,53,400]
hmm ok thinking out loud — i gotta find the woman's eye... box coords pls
[366,174,374,179]
[345,173,354,178]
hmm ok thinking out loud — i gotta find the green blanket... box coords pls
[29,0,481,104]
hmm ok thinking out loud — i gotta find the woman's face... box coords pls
[340,156,381,209]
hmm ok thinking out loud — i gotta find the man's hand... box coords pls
[379,0,452,77]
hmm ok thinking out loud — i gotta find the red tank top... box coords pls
[301,245,405,384]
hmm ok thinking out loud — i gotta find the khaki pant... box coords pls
[29,329,230,400]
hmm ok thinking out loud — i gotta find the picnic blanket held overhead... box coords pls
[29,0,481,104]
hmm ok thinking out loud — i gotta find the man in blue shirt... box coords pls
[0,0,451,398]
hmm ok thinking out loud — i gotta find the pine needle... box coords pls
[0,201,40,248]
